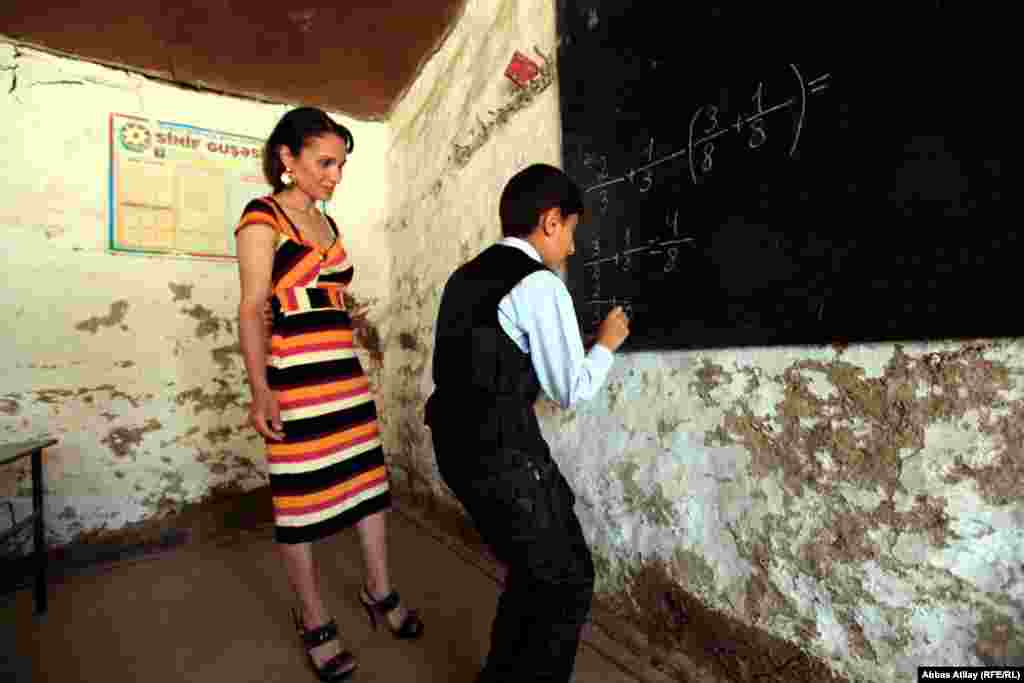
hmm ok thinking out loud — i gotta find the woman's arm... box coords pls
[236,223,284,441]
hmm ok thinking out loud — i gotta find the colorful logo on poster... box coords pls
[119,121,152,153]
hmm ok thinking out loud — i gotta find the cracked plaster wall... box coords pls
[0,42,391,548]
[382,0,560,498]
[381,2,1023,682]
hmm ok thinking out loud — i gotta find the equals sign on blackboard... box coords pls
[808,73,830,94]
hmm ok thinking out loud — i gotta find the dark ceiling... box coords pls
[0,1,467,120]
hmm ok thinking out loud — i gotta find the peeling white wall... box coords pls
[381,2,1023,682]
[0,41,391,545]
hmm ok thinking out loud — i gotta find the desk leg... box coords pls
[31,448,47,615]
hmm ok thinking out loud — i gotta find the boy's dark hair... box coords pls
[262,107,354,192]
[499,163,584,238]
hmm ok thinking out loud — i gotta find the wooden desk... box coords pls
[1,437,57,615]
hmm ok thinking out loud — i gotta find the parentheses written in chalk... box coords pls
[788,63,808,157]
[687,106,702,184]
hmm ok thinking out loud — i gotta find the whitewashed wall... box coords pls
[0,41,391,545]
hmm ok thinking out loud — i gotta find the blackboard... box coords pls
[558,2,1011,350]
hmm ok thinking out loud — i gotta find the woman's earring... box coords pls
[281,169,294,186]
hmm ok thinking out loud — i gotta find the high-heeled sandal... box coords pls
[358,586,424,639]
[292,608,357,681]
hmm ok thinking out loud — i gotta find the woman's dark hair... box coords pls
[499,163,584,238]
[262,107,354,192]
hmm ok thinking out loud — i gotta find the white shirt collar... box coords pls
[497,236,542,263]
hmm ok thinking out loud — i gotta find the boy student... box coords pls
[425,163,630,682]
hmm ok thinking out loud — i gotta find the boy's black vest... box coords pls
[425,243,552,473]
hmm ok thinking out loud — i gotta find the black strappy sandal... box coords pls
[292,609,357,681]
[358,587,424,640]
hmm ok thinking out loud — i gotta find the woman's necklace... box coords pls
[278,197,316,214]
[277,195,331,250]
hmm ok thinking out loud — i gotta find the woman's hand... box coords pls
[348,302,370,323]
[348,307,372,327]
[249,386,285,441]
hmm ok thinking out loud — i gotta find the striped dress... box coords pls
[235,196,390,544]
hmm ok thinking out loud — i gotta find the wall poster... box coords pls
[109,113,267,258]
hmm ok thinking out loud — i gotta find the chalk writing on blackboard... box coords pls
[575,65,830,330]
[585,66,830,193]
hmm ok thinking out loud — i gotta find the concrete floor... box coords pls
[3,505,656,683]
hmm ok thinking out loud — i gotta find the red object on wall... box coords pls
[505,51,541,87]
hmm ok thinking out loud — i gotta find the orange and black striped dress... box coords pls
[235,196,390,544]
